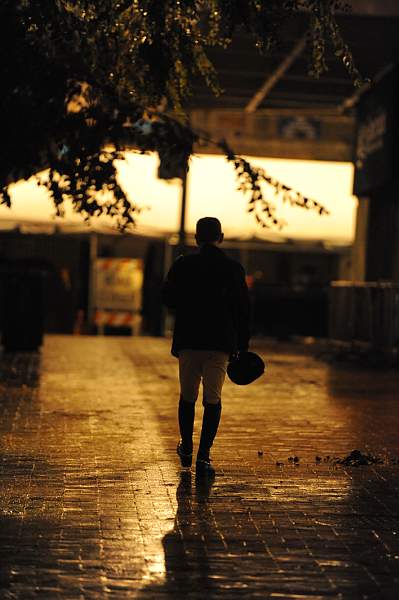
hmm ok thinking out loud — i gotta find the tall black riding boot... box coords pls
[178,396,195,454]
[197,402,222,462]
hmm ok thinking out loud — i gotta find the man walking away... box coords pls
[162,217,250,476]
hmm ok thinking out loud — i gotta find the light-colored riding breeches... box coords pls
[178,349,229,405]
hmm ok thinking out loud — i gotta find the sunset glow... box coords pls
[0,153,358,244]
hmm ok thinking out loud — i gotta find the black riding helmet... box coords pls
[227,351,265,385]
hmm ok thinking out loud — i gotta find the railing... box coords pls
[329,281,399,359]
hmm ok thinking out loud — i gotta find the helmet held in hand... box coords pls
[227,351,265,385]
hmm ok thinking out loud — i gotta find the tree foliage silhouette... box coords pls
[0,1,361,229]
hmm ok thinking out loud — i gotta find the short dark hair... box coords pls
[196,217,222,243]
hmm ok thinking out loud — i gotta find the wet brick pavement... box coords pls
[1,335,399,599]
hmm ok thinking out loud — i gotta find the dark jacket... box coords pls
[162,244,250,357]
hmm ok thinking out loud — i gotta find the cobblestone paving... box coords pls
[1,335,399,599]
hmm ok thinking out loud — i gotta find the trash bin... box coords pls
[1,267,45,352]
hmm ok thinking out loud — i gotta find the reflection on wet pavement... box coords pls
[0,336,399,598]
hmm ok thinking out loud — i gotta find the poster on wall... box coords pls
[94,258,143,332]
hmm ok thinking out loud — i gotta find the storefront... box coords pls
[0,152,357,343]
[329,64,399,360]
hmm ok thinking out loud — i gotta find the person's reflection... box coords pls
[162,471,216,593]
[137,471,216,597]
